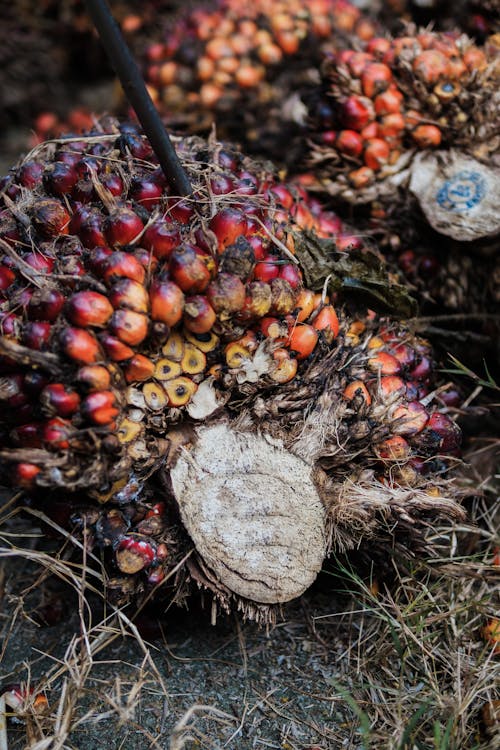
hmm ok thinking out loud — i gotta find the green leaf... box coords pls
[293,230,418,319]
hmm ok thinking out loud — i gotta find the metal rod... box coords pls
[84,0,192,196]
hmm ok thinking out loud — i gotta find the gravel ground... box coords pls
[0,554,363,750]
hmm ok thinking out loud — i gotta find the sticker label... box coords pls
[436,170,486,213]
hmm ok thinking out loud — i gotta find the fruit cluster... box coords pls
[140,0,378,151]
[0,121,369,493]
[30,108,97,147]
[0,123,461,495]
[306,29,498,195]
[0,123,465,604]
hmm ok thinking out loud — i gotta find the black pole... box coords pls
[84,0,192,196]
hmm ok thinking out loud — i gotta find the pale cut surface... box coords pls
[171,423,326,604]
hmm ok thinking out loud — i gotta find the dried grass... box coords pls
[0,464,497,750]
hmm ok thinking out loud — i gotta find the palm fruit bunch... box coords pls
[305,29,499,208]
[138,0,379,157]
[0,121,464,618]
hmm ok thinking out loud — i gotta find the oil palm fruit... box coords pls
[0,121,464,618]
[304,28,500,242]
[138,0,379,158]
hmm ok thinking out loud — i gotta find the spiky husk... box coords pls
[0,121,465,618]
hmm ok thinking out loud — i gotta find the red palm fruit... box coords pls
[101,252,146,284]
[254,255,280,283]
[124,354,155,383]
[278,263,302,289]
[377,113,405,139]
[82,391,119,425]
[150,280,185,326]
[270,278,296,315]
[110,309,148,346]
[99,171,124,196]
[336,232,364,252]
[76,209,106,248]
[166,198,195,224]
[76,365,111,392]
[12,462,41,488]
[24,252,55,274]
[22,321,51,350]
[373,86,404,115]
[0,266,16,292]
[412,50,450,83]
[287,324,319,360]
[336,130,364,158]
[27,289,65,322]
[116,536,156,574]
[482,619,500,655]
[411,125,442,148]
[463,47,487,71]
[18,161,44,189]
[12,422,42,448]
[376,435,410,460]
[378,375,406,399]
[169,244,211,293]
[347,166,374,189]
[341,96,375,131]
[439,388,461,407]
[207,273,246,315]
[183,295,217,333]
[210,173,235,195]
[410,355,432,381]
[364,139,391,171]
[246,234,267,261]
[31,199,70,238]
[295,288,315,322]
[41,383,80,417]
[393,401,429,436]
[366,37,391,57]
[391,344,416,370]
[44,162,79,196]
[268,184,294,209]
[260,316,288,343]
[43,417,72,450]
[87,247,112,276]
[109,279,149,314]
[66,291,114,327]
[312,305,339,337]
[142,220,181,260]
[61,327,101,364]
[128,176,163,209]
[318,211,344,237]
[209,207,248,251]
[368,351,401,375]
[343,380,372,406]
[425,413,461,453]
[348,52,373,77]
[99,334,135,362]
[104,207,144,247]
[361,62,392,98]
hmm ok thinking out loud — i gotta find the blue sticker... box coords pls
[436,170,486,213]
